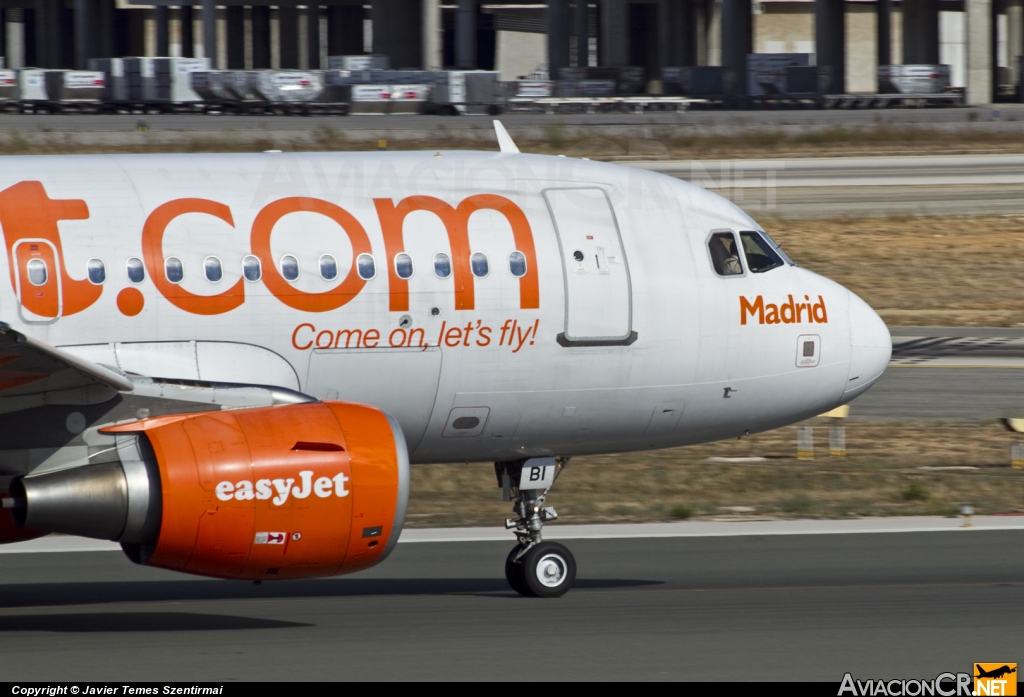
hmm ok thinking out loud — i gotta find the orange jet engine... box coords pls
[4,402,409,581]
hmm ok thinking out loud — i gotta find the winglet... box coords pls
[493,120,519,154]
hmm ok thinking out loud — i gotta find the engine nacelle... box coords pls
[7,402,409,581]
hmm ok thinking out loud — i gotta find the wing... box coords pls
[0,321,133,400]
[0,324,314,479]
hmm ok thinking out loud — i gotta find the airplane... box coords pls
[0,122,890,598]
[976,666,1017,680]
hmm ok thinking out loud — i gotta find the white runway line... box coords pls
[398,516,1024,543]
[1,516,1022,554]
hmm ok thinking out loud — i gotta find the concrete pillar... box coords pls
[1009,0,1023,84]
[705,0,720,65]
[574,0,588,66]
[966,0,993,103]
[877,0,891,67]
[306,5,320,68]
[225,6,242,67]
[181,6,194,57]
[902,0,939,64]
[693,0,704,64]
[422,0,442,69]
[600,0,629,66]
[201,0,216,65]
[456,0,476,68]
[815,0,845,93]
[992,0,999,94]
[155,6,169,56]
[721,0,750,94]
[548,0,570,77]
[74,0,91,68]
[279,6,298,68]
[6,9,22,68]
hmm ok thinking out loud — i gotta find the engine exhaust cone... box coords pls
[12,462,130,540]
[10,436,161,544]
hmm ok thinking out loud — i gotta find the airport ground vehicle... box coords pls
[0,123,889,597]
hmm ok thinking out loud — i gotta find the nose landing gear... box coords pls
[496,458,576,598]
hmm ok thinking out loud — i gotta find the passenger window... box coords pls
[508,250,527,277]
[165,257,184,284]
[26,259,47,286]
[126,257,145,284]
[87,258,105,285]
[204,256,222,283]
[319,254,338,281]
[280,255,299,282]
[242,255,262,282]
[740,231,785,273]
[707,232,743,277]
[433,252,452,279]
[356,253,376,280]
[395,253,413,280]
[470,252,489,278]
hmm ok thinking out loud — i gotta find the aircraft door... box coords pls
[14,240,61,322]
[543,187,634,345]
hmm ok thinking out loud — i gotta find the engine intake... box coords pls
[5,402,409,581]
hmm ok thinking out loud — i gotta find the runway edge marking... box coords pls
[2,517,1023,553]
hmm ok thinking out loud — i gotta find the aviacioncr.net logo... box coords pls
[838,672,973,697]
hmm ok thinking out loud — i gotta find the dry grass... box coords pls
[765,215,1024,327]
[407,420,1024,527]
[3,122,1024,159]
[554,123,1024,160]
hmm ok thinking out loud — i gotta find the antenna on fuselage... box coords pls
[493,120,520,154]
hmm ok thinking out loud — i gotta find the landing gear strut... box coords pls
[495,458,576,598]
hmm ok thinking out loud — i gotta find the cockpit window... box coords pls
[707,232,743,277]
[740,231,785,273]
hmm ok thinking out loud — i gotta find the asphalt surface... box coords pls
[845,327,1024,420]
[2,107,1023,216]
[851,367,1024,419]
[638,153,1024,217]
[1,531,1021,681]
[2,105,1023,132]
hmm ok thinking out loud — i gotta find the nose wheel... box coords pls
[496,458,576,597]
[506,541,577,598]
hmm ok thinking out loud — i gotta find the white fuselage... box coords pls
[0,150,890,465]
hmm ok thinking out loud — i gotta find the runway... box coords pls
[0,107,1022,216]
[0,527,1021,681]
[845,327,1024,419]
[1,105,1022,134]
[635,153,1024,217]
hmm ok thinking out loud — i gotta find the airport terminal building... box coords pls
[0,0,1013,104]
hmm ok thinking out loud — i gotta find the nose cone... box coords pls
[841,291,891,403]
